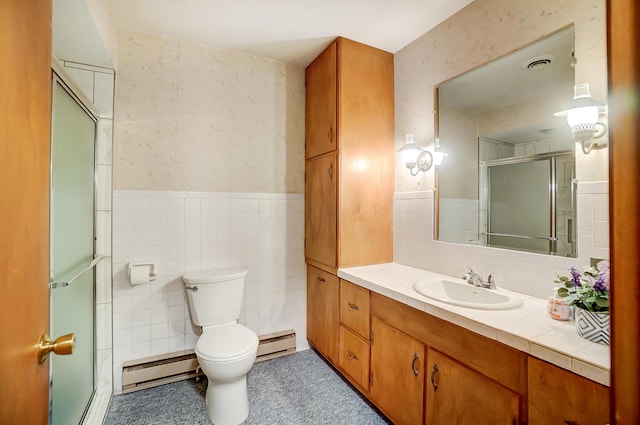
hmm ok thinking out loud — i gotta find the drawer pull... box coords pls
[430,363,439,390]
[328,163,333,178]
[328,127,334,143]
[347,350,359,360]
[347,302,359,310]
[563,421,578,425]
[317,277,326,283]
[412,352,420,377]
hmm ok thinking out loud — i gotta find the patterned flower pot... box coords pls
[575,308,610,345]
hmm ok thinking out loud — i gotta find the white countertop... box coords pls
[338,262,610,386]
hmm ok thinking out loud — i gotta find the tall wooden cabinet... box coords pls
[304,37,394,272]
[305,37,394,364]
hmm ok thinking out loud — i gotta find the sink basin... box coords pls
[412,278,523,310]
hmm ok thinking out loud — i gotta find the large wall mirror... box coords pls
[436,26,578,257]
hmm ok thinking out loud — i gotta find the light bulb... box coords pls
[567,105,599,127]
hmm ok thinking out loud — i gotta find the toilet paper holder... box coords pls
[127,262,158,283]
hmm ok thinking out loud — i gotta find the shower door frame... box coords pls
[49,69,99,424]
[482,150,575,256]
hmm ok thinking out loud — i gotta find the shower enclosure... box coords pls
[49,74,97,424]
[481,151,575,257]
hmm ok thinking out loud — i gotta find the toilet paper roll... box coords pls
[130,265,151,286]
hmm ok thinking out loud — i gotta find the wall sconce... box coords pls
[554,83,608,154]
[398,134,433,176]
[432,138,448,167]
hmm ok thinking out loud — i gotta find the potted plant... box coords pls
[555,263,610,345]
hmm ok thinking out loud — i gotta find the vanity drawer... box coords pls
[339,326,370,391]
[340,279,370,340]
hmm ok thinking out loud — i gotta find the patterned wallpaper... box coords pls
[113,28,305,193]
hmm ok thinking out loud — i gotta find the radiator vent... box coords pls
[122,329,296,393]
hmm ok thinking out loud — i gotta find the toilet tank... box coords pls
[182,268,248,327]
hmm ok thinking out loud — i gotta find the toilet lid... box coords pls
[196,324,258,361]
[183,268,248,284]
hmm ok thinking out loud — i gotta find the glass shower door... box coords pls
[50,77,97,424]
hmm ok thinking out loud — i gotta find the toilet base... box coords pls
[205,375,249,425]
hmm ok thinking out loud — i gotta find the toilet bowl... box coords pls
[183,269,259,425]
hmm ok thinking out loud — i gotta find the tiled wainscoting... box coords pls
[394,181,609,299]
[111,190,307,393]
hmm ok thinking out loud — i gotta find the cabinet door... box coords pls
[307,266,339,364]
[370,317,425,425]
[426,348,520,425]
[305,153,337,268]
[528,357,609,425]
[305,41,337,159]
[340,279,370,340]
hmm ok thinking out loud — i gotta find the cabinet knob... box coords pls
[328,127,334,143]
[317,277,326,283]
[347,350,359,360]
[347,302,359,310]
[328,163,333,178]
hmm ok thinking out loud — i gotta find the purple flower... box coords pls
[569,266,582,287]
[593,276,607,291]
[595,265,610,291]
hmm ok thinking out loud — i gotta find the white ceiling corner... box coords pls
[95,0,474,66]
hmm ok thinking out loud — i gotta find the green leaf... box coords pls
[596,297,609,308]
[556,287,570,297]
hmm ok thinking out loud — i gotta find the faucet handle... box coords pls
[463,265,473,280]
[486,272,502,289]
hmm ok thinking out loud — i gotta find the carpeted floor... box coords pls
[104,349,391,425]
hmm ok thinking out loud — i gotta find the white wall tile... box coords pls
[111,189,305,393]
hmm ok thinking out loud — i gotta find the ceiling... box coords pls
[54,0,474,68]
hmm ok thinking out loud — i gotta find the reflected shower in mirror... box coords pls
[436,26,577,257]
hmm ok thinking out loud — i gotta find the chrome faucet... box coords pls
[463,266,497,289]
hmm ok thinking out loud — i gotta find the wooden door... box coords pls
[425,348,520,425]
[608,0,640,423]
[305,41,337,159]
[0,0,52,423]
[306,266,339,364]
[337,37,394,268]
[370,317,425,425]
[529,357,609,425]
[305,153,337,268]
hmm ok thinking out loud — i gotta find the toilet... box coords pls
[183,268,259,425]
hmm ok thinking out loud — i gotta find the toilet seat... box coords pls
[196,324,258,362]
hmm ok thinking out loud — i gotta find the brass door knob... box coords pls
[37,333,76,364]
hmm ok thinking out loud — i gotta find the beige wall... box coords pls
[395,0,608,191]
[113,28,305,193]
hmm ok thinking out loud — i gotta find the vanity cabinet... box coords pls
[425,348,520,424]
[338,279,372,392]
[528,357,609,425]
[306,265,339,365]
[370,316,425,425]
[371,292,528,425]
[304,36,394,272]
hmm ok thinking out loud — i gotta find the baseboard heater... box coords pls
[121,329,296,393]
